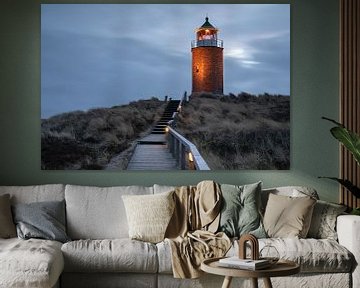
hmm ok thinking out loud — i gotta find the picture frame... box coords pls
[41,4,290,171]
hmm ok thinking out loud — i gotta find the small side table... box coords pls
[201,257,300,288]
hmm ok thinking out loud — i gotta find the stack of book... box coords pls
[218,257,271,270]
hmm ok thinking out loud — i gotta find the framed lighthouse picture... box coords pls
[41,4,290,170]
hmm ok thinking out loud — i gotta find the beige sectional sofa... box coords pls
[0,183,359,288]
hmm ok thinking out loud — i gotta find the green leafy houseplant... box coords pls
[320,117,360,215]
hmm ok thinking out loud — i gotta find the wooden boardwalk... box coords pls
[137,134,167,144]
[126,101,180,170]
[111,99,208,171]
[126,134,178,170]
[126,143,178,170]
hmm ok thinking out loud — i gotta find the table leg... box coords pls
[221,276,233,288]
[251,278,258,288]
[263,277,273,288]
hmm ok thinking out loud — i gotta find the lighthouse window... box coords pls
[198,31,216,40]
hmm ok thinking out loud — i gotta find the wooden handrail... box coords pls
[166,127,210,170]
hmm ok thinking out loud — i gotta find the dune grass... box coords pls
[41,98,165,170]
[175,93,290,170]
[42,93,289,170]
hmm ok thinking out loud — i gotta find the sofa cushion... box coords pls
[122,191,175,243]
[0,194,16,238]
[158,237,353,275]
[307,200,347,240]
[61,239,158,273]
[0,238,64,288]
[263,193,316,238]
[0,184,65,204]
[218,182,266,238]
[156,240,173,274]
[65,185,153,239]
[12,200,70,243]
[153,184,176,194]
[228,238,353,273]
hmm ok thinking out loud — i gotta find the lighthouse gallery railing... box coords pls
[191,39,223,48]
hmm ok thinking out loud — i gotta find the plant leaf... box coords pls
[322,116,344,127]
[330,126,360,165]
[351,208,360,215]
[322,117,360,165]
[318,177,360,198]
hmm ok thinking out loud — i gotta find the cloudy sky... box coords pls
[41,4,290,118]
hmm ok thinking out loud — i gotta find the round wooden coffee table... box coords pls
[201,257,300,288]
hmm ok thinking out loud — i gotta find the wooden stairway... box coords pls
[147,100,180,136]
[126,100,180,170]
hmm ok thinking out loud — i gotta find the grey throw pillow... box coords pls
[0,194,17,238]
[307,200,347,240]
[12,200,70,243]
[218,182,266,238]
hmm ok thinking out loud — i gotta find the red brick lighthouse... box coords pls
[191,17,224,94]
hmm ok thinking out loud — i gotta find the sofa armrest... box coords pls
[337,215,360,288]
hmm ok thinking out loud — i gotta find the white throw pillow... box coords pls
[122,191,175,243]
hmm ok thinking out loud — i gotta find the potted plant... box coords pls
[320,117,360,215]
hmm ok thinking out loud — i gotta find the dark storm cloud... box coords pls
[41,4,289,118]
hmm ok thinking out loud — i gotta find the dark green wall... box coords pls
[0,0,340,202]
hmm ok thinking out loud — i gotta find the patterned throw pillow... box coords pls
[307,200,347,240]
[218,182,266,238]
[263,193,316,238]
[122,191,175,243]
[0,194,16,238]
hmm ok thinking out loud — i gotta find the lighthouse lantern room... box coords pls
[191,17,224,95]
